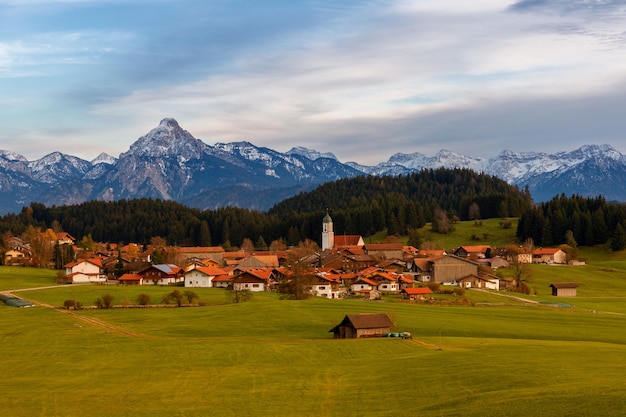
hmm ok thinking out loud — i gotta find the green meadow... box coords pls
[1,219,626,417]
[1,272,625,416]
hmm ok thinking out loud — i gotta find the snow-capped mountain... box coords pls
[354,144,626,202]
[286,146,338,161]
[0,118,624,215]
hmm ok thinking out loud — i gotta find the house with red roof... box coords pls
[64,257,106,283]
[118,273,143,285]
[533,248,567,264]
[138,264,184,285]
[212,273,234,288]
[309,272,344,299]
[350,277,379,293]
[401,287,433,300]
[453,245,491,259]
[231,269,274,292]
[184,266,227,287]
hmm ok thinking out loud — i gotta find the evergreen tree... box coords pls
[610,223,626,252]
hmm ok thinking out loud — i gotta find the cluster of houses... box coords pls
[55,212,579,298]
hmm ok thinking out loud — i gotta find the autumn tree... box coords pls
[269,238,287,252]
[278,241,317,300]
[431,207,454,234]
[468,202,481,222]
[241,238,255,253]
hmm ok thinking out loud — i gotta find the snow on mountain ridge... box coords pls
[91,152,117,165]
[286,146,338,161]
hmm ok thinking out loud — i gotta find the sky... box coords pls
[1,0,626,165]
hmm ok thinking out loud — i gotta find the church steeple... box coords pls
[321,208,334,250]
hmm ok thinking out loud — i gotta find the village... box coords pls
[3,212,580,301]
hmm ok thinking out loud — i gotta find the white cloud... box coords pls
[5,0,626,163]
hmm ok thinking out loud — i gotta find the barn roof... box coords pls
[329,313,393,332]
[549,282,579,288]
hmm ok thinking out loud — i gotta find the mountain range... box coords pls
[1,118,625,215]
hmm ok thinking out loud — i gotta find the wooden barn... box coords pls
[430,255,479,284]
[549,282,579,297]
[329,313,393,339]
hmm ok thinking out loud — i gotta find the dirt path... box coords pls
[3,287,149,338]
[471,288,539,304]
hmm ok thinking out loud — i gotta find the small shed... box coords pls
[329,313,393,338]
[549,282,579,297]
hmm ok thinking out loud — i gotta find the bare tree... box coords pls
[510,261,533,294]
[468,202,481,222]
[240,238,255,253]
[278,241,317,300]
[431,208,454,234]
[162,289,183,307]
[183,290,198,304]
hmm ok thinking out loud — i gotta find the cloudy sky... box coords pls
[1,0,626,165]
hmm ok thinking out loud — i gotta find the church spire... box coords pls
[321,208,334,250]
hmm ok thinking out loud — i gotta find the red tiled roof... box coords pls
[334,235,364,246]
[533,248,562,255]
[177,246,225,254]
[459,245,491,252]
[119,273,142,281]
[402,287,433,295]
[192,266,227,276]
[212,274,233,282]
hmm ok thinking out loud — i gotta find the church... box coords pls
[321,210,364,251]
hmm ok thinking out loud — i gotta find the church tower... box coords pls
[321,209,334,251]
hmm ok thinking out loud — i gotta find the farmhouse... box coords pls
[184,266,226,287]
[453,245,491,259]
[309,272,344,298]
[429,255,479,285]
[231,271,269,292]
[118,273,143,285]
[458,273,500,290]
[533,248,567,264]
[64,258,106,283]
[364,243,403,260]
[138,264,184,285]
[549,282,579,297]
[3,248,32,266]
[329,313,393,338]
[401,287,433,300]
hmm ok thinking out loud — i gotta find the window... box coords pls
[252,284,260,288]
[319,286,326,290]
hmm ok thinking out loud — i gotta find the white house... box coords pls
[309,273,344,299]
[64,258,106,283]
[184,266,225,287]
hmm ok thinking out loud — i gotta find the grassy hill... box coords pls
[1,261,626,417]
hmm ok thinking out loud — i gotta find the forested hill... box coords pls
[269,169,532,232]
[1,168,532,248]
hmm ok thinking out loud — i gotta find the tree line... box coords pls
[516,194,626,251]
[0,168,533,250]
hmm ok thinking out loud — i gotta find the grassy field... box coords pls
[1,263,626,417]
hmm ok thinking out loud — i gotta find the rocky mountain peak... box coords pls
[123,118,207,159]
[90,152,117,165]
[159,117,181,130]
